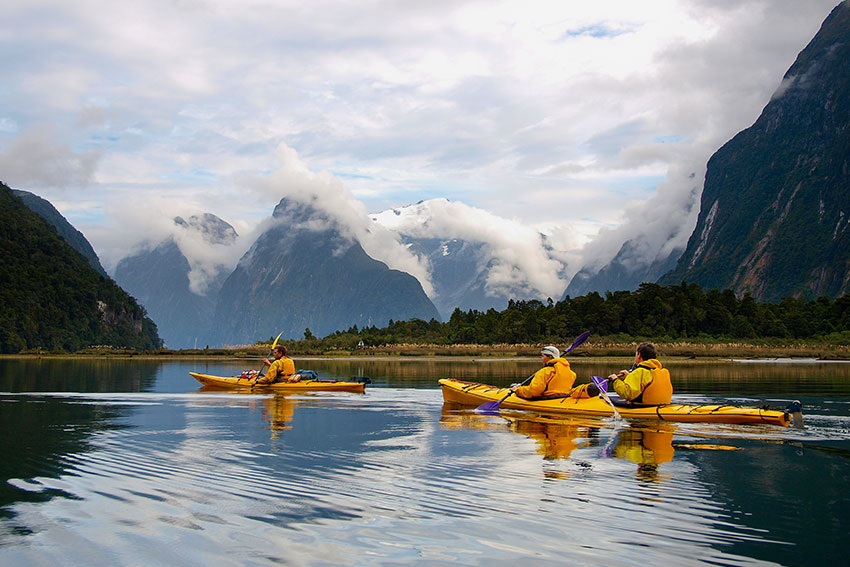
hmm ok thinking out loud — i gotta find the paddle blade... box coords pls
[590,375,608,393]
[562,331,591,355]
[475,400,503,413]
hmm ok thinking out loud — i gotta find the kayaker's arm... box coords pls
[608,368,651,402]
[514,367,549,398]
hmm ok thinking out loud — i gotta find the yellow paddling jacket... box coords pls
[611,358,673,404]
[256,356,296,384]
[514,358,577,398]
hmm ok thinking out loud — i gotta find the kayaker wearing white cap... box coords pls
[512,345,577,399]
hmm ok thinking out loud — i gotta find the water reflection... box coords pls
[279,356,850,396]
[0,394,129,521]
[608,426,675,484]
[0,358,161,392]
[439,404,687,483]
[264,395,295,437]
[0,358,848,566]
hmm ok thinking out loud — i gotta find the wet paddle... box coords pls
[591,375,621,421]
[475,331,591,413]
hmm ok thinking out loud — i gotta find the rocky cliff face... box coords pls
[211,198,441,344]
[661,1,850,300]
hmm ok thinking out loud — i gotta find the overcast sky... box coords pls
[0,0,840,277]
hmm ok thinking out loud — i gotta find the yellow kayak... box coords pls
[190,372,367,393]
[439,378,797,427]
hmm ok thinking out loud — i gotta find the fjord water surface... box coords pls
[0,357,848,566]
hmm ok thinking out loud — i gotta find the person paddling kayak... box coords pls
[513,346,577,398]
[607,342,673,404]
[256,344,298,384]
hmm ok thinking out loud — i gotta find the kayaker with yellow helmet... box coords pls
[607,342,673,405]
[512,345,577,399]
[256,344,298,384]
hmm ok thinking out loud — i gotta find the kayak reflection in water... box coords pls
[263,394,295,439]
[511,419,596,461]
[604,426,675,483]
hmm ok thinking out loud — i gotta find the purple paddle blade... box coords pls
[590,375,608,393]
[475,400,503,414]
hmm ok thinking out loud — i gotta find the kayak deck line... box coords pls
[439,378,799,427]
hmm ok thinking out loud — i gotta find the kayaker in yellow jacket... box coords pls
[607,342,673,405]
[256,344,297,384]
[513,346,577,399]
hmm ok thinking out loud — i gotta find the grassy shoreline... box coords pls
[6,339,849,360]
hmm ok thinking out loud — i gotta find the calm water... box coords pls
[0,356,848,566]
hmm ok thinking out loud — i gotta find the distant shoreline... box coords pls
[5,339,848,360]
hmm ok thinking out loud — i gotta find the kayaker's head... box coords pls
[541,345,560,363]
[273,345,287,358]
[635,342,656,364]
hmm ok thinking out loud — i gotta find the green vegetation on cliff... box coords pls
[0,182,162,353]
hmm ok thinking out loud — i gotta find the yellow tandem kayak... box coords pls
[439,378,798,427]
[190,372,368,393]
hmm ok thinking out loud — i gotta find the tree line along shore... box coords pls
[10,337,848,360]
[6,282,850,359]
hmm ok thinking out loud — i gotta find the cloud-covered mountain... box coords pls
[565,235,683,298]
[661,1,850,301]
[210,197,440,345]
[371,199,570,319]
[113,214,238,349]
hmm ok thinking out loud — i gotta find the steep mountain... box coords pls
[212,197,440,344]
[372,199,568,319]
[0,182,161,352]
[565,237,683,297]
[401,237,516,319]
[113,214,237,349]
[661,1,850,300]
[13,189,107,276]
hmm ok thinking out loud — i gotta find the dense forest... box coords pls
[305,282,850,348]
[0,182,162,353]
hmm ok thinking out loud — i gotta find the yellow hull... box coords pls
[439,378,792,427]
[190,372,366,393]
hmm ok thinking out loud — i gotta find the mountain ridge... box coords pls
[661,0,850,300]
[210,197,441,344]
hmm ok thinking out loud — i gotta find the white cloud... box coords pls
[235,144,435,295]
[372,198,568,300]
[0,0,840,292]
[0,125,100,188]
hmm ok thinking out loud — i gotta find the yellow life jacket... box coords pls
[546,358,577,393]
[636,359,673,405]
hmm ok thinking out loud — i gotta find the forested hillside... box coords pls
[13,189,108,277]
[316,282,850,347]
[0,182,161,353]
